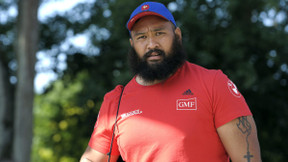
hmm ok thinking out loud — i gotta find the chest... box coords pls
[116,81,216,142]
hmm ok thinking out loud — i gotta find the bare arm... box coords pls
[217,115,261,162]
[80,146,119,162]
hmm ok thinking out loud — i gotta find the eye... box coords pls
[136,35,146,40]
[155,32,165,36]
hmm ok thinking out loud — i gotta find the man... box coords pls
[80,2,261,162]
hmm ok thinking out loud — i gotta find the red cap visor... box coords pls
[127,11,168,31]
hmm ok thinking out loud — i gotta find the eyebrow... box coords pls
[133,32,146,37]
[153,27,166,32]
[133,26,167,37]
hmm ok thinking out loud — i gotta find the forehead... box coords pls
[131,16,173,34]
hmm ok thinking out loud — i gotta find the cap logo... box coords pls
[141,4,149,10]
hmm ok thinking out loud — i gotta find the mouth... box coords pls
[145,51,164,62]
[147,52,162,62]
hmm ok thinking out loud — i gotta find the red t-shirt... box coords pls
[89,61,252,162]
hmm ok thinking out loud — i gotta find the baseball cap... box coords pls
[126,2,176,31]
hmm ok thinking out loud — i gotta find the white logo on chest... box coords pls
[176,98,197,110]
[120,109,143,119]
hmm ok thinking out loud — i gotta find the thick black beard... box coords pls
[128,35,186,82]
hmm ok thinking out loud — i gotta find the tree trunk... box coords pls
[0,58,14,161]
[13,0,39,161]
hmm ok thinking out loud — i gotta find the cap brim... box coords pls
[127,11,167,31]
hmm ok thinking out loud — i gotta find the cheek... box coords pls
[133,43,146,57]
[161,38,174,54]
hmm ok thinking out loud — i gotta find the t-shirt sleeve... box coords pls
[88,85,123,155]
[212,71,252,128]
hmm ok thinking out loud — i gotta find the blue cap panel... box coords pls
[126,2,176,31]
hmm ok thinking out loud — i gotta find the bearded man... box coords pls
[80,2,261,162]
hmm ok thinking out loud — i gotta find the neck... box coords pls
[135,75,166,86]
[135,74,175,86]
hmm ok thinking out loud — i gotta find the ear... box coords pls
[129,38,134,47]
[174,27,182,42]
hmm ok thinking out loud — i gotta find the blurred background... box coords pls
[0,0,287,161]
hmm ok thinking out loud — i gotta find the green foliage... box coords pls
[33,70,103,162]
[0,0,17,76]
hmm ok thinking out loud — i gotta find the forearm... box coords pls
[80,146,119,162]
[217,116,262,162]
[80,157,93,162]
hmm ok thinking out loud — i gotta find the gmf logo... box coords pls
[176,98,197,110]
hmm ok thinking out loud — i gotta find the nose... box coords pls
[147,37,159,50]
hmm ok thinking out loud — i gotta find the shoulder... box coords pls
[103,85,124,102]
[99,85,124,114]
[184,61,224,80]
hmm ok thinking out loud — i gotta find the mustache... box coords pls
[143,49,165,59]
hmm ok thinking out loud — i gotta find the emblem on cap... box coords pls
[141,4,149,10]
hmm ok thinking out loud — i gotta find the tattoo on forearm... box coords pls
[236,116,253,162]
